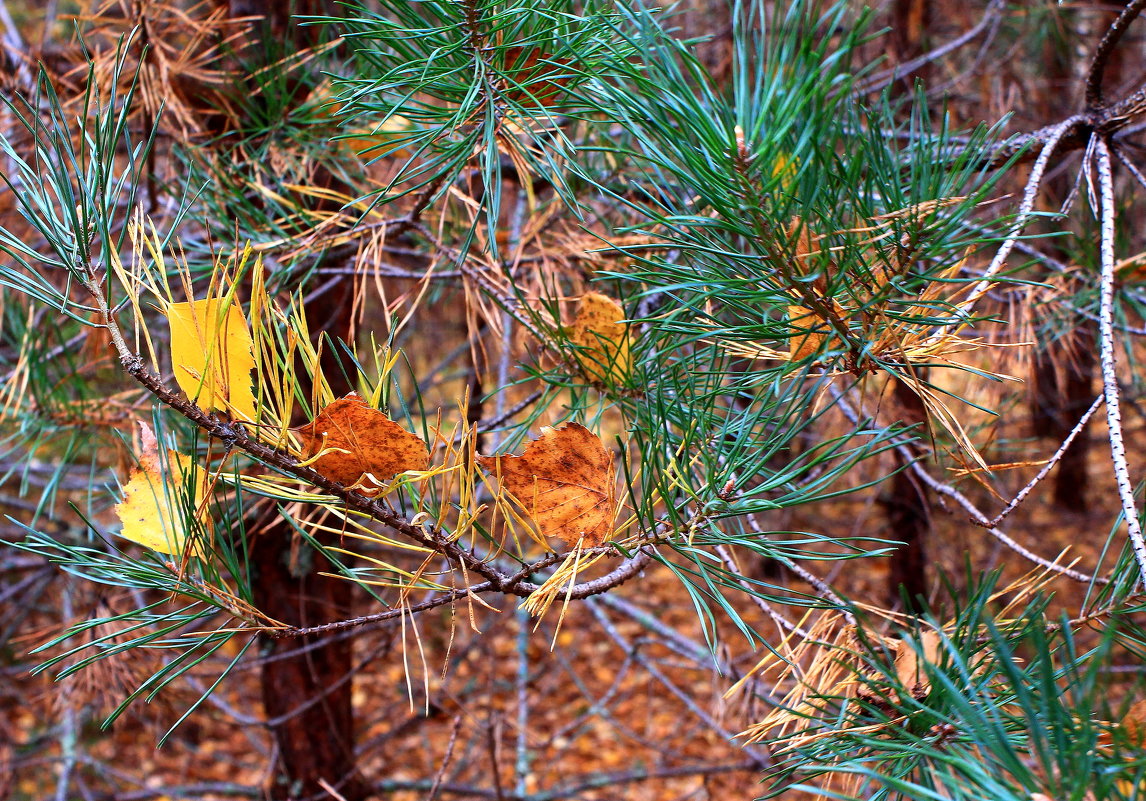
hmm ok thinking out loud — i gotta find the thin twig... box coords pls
[1112,142,1146,194]
[713,544,811,637]
[907,458,1101,584]
[974,394,1105,529]
[585,599,772,769]
[954,115,1085,323]
[1095,135,1146,585]
[831,387,1101,584]
[427,715,465,801]
[851,0,1006,97]
[1085,0,1146,109]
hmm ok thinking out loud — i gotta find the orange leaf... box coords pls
[296,393,429,492]
[477,422,616,547]
[1121,699,1146,745]
[894,631,942,702]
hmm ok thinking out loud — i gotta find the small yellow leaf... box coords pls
[343,114,415,158]
[478,422,616,547]
[115,422,204,555]
[771,150,798,190]
[166,298,257,421]
[296,392,430,493]
[570,292,631,384]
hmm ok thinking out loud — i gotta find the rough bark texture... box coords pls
[884,379,930,607]
[883,0,933,608]
[217,2,369,798]
[250,277,368,801]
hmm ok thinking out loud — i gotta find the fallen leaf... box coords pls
[297,392,430,492]
[570,292,631,384]
[166,297,257,421]
[478,422,615,547]
[115,421,204,555]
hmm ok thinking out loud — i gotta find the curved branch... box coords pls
[851,0,1005,97]
[1085,0,1146,109]
[274,549,653,638]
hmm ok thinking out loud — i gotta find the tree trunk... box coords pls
[882,0,933,608]
[211,2,369,798]
[884,379,930,607]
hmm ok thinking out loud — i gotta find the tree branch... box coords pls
[1085,0,1146,109]
[1095,135,1146,585]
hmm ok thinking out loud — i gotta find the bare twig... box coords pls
[1112,142,1146,194]
[954,115,1085,323]
[585,599,772,769]
[852,0,1006,97]
[713,544,811,637]
[974,394,1105,529]
[1085,0,1146,109]
[1095,135,1146,585]
[907,458,1101,584]
[427,715,465,801]
[831,387,1101,584]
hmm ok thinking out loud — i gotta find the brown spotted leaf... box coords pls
[297,393,429,492]
[477,422,615,547]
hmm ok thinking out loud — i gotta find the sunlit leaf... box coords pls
[166,297,257,421]
[115,422,204,555]
[570,292,631,384]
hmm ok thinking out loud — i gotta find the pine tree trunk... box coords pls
[884,379,930,607]
[212,2,369,797]
[883,0,933,608]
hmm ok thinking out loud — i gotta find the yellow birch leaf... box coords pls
[166,298,257,421]
[570,292,630,384]
[115,422,204,555]
[477,422,616,547]
[296,392,430,493]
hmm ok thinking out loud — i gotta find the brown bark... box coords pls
[205,2,370,798]
[882,0,933,609]
[889,0,932,93]
[250,278,369,801]
[883,379,930,608]
[1030,327,1095,511]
